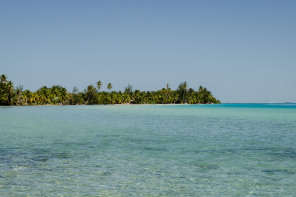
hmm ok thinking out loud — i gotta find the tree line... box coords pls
[0,74,220,106]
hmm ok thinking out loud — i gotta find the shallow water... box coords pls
[0,104,296,196]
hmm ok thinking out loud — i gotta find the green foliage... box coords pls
[0,74,14,105]
[177,81,188,104]
[69,93,84,105]
[107,83,112,91]
[85,85,98,104]
[124,84,133,94]
[96,81,102,91]
[0,74,221,106]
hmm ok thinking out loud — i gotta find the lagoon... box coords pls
[1,104,296,196]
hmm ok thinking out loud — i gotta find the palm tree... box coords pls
[107,83,112,91]
[37,86,50,104]
[72,86,79,94]
[6,81,14,105]
[198,86,212,104]
[172,91,178,104]
[0,74,221,106]
[124,84,133,94]
[22,90,31,105]
[53,85,68,104]
[96,81,102,91]
[177,81,188,103]
[1,74,7,85]
[85,84,97,104]
[166,83,170,89]
[15,85,23,105]
[161,88,166,104]
[122,92,130,104]
[32,92,40,105]
[165,83,171,103]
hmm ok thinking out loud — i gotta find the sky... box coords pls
[0,0,295,103]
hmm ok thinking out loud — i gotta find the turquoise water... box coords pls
[1,104,296,196]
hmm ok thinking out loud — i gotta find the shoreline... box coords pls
[0,103,215,107]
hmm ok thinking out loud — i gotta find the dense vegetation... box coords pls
[0,74,220,106]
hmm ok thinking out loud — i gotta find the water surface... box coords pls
[1,104,296,196]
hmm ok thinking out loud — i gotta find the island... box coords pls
[0,74,220,106]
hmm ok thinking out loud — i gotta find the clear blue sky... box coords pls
[1,0,295,103]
